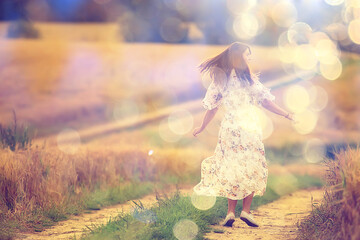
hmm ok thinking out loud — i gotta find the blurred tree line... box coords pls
[0,0,359,52]
[0,0,238,44]
[0,0,286,45]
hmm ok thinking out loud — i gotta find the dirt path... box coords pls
[15,184,195,240]
[204,186,324,240]
[16,185,324,240]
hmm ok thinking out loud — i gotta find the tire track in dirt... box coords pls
[204,186,324,240]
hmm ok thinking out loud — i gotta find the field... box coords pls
[0,22,359,240]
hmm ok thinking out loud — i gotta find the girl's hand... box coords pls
[285,112,299,124]
[193,127,204,137]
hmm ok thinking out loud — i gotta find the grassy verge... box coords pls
[296,144,360,240]
[76,173,324,240]
[1,172,199,240]
[0,120,201,240]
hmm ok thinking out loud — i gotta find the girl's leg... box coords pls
[242,191,255,213]
[227,199,238,215]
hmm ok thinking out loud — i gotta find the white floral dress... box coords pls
[193,68,276,200]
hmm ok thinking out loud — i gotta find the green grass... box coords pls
[76,174,324,240]
[82,181,156,211]
[0,217,19,240]
[3,181,160,236]
[1,172,199,240]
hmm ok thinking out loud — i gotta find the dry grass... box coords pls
[296,143,360,240]
[0,139,326,238]
[0,145,198,208]
[0,143,201,237]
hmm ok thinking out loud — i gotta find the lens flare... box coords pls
[288,142,305,157]
[279,45,297,64]
[292,110,318,135]
[304,138,326,163]
[315,38,339,64]
[284,85,310,113]
[325,23,348,41]
[294,44,318,70]
[173,219,198,240]
[168,109,194,135]
[271,1,297,28]
[256,108,274,140]
[191,192,217,210]
[347,0,360,7]
[278,31,297,63]
[287,22,312,45]
[309,31,331,46]
[308,85,328,112]
[348,19,360,44]
[268,172,298,196]
[319,56,342,80]
[226,0,258,14]
[158,118,182,142]
[233,13,259,39]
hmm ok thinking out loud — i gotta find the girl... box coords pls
[192,42,296,228]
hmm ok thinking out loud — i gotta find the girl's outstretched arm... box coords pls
[261,99,297,122]
[193,107,219,137]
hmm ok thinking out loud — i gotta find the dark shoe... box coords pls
[220,212,235,227]
[240,210,259,227]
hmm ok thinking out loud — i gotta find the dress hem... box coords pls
[193,186,266,200]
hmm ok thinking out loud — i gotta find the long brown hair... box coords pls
[198,42,255,89]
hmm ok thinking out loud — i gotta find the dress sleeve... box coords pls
[202,80,223,110]
[252,80,275,105]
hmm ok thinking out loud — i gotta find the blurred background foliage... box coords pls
[0,0,359,52]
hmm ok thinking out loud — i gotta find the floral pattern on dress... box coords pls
[250,80,276,106]
[201,80,224,110]
[193,68,276,200]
